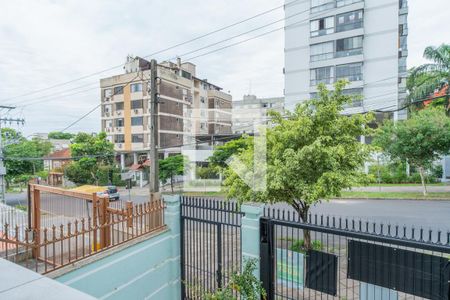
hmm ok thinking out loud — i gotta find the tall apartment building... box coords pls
[232,95,284,134]
[284,0,408,119]
[100,56,232,168]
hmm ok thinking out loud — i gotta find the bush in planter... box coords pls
[205,259,266,300]
[290,239,323,254]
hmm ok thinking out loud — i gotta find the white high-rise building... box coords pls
[284,0,408,119]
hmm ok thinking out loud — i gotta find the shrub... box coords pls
[369,161,439,184]
[290,239,323,254]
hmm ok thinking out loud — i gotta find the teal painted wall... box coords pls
[56,196,181,300]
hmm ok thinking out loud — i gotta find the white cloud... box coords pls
[0,0,447,136]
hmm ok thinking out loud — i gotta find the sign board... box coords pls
[120,171,133,181]
[276,248,304,289]
[0,166,6,176]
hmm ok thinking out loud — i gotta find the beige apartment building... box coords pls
[100,56,232,168]
[232,95,284,134]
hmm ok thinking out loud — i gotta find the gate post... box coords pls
[260,217,274,300]
[241,204,264,278]
[163,194,181,300]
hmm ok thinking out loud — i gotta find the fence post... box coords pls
[241,204,264,278]
[99,197,110,249]
[92,193,98,251]
[30,184,41,258]
[126,201,133,228]
[163,194,181,300]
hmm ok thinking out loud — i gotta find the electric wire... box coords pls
[1,0,300,104]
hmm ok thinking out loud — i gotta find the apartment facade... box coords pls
[100,57,232,168]
[232,95,284,134]
[284,0,408,119]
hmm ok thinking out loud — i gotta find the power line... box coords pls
[172,7,310,60]
[1,0,299,104]
[183,6,348,61]
[10,3,318,109]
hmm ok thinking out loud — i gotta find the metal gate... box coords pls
[261,207,450,300]
[180,196,243,299]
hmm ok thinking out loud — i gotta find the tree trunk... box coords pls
[170,176,174,193]
[418,166,428,196]
[297,205,311,251]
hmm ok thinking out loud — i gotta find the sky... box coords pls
[0,0,448,136]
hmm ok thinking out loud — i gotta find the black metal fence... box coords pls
[180,196,244,299]
[261,207,450,300]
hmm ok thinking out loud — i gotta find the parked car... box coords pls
[97,186,120,201]
[71,185,120,201]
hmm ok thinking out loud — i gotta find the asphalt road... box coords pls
[5,192,450,232]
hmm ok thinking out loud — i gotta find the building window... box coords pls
[310,16,334,37]
[130,83,142,93]
[115,118,124,127]
[399,0,407,9]
[115,102,124,110]
[181,70,192,80]
[131,116,143,126]
[132,134,144,143]
[336,10,363,32]
[335,36,363,58]
[310,41,334,62]
[131,99,143,109]
[114,86,124,95]
[311,0,335,13]
[104,89,112,98]
[114,134,125,143]
[310,66,334,86]
[343,88,363,107]
[336,63,363,82]
[336,0,363,7]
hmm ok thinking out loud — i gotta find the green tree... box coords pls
[408,44,450,103]
[65,132,114,185]
[48,131,74,140]
[374,107,450,195]
[209,136,252,169]
[2,128,52,185]
[224,82,374,249]
[159,155,187,193]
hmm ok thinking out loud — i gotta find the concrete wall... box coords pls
[0,259,96,300]
[55,196,181,300]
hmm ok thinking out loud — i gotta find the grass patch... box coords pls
[367,183,447,187]
[15,204,28,211]
[340,191,450,200]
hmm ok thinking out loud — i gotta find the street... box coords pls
[5,190,450,232]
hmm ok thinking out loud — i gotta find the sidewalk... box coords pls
[350,184,450,193]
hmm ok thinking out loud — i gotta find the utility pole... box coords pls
[0,105,24,204]
[149,59,160,196]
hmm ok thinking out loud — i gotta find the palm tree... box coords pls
[408,44,450,104]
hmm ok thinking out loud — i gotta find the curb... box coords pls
[333,197,450,202]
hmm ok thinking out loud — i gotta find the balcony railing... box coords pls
[336,20,363,33]
[311,28,335,38]
[335,47,363,58]
[336,74,363,82]
[311,0,363,13]
[311,48,363,62]
[310,77,335,86]
[311,1,335,13]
